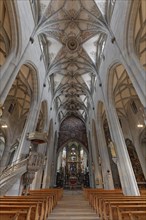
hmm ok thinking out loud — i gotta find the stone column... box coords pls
[91,125,103,188]
[83,151,87,172]
[42,136,54,188]
[31,168,44,190]
[57,151,62,172]
[31,143,47,189]
[107,102,140,195]
[96,113,114,189]
[50,133,58,187]
[87,131,96,188]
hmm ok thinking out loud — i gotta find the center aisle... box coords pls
[47,190,100,220]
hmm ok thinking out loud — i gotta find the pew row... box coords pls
[83,188,146,220]
[0,188,63,220]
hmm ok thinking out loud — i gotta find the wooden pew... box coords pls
[28,191,57,208]
[0,208,31,220]
[107,201,146,220]
[117,205,146,220]
[83,188,122,200]
[1,195,54,219]
[28,188,63,209]
[29,188,63,200]
[88,191,123,208]
[83,188,146,220]
[0,199,45,220]
[99,196,146,218]
[0,188,63,220]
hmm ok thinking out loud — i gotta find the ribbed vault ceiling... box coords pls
[32,0,116,122]
[1,0,145,127]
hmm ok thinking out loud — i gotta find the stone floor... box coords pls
[47,190,100,220]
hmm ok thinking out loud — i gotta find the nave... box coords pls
[0,1,146,217]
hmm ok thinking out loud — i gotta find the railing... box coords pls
[0,152,45,195]
[0,157,29,180]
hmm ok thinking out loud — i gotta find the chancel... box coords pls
[0,0,146,219]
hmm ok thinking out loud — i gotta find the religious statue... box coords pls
[108,139,117,158]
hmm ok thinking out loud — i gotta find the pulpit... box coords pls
[27,131,48,144]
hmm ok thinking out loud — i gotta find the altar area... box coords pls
[56,142,90,188]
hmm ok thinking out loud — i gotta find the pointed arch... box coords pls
[126,0,146,70]
[0,0,22,66]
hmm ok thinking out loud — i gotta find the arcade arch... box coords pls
[0,63,38,169]
[0,0,19,66]
[108,63,146,187]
